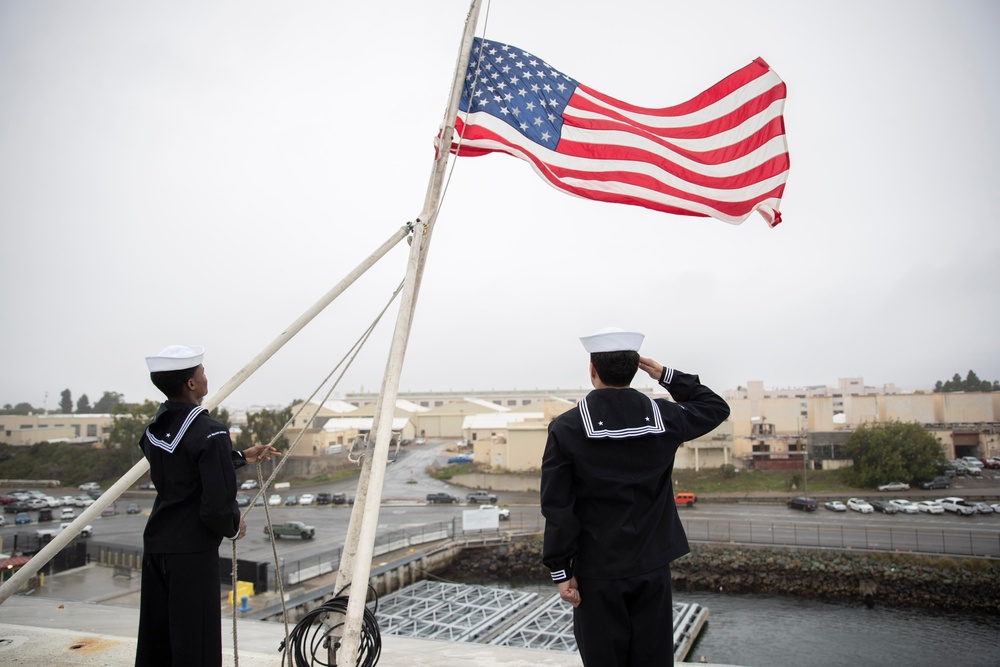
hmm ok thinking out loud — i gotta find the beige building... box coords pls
[726,380,1000,468]
[463,396,734,473]
[414,398,509,439]
[0,413,114,446]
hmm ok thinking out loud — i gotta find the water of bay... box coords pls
[677,591,999,667]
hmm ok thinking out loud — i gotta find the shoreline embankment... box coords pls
[434,537,1000,614]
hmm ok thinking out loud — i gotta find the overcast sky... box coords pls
[1,0,998,411]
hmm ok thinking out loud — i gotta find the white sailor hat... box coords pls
[579,327,644,353]
[145,345,205,373]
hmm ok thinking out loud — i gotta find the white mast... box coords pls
[332,1,482,663]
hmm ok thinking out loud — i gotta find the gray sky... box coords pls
[1,0,998,411]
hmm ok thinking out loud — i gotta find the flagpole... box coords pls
[0,224,410,607]
[333,1,481,663]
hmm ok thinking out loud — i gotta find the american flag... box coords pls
[451,38,789,227]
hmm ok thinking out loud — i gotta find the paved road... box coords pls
[4,443,1000,562]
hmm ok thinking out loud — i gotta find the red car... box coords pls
[981,457,1000,469]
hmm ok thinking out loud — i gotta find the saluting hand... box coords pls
[638,357,664,381]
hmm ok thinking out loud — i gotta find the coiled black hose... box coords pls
[279,586,381,667]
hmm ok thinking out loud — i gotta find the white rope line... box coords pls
[227,278,406,665]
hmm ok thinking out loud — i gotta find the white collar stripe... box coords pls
[579,395,665,439]
[145,406,207,453]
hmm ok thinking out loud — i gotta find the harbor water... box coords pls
[679,591,1000,667]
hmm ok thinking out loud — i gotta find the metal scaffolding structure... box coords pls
[370,581,709,661]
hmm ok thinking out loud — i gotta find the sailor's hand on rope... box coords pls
[242,444,281,464]
[234,518,248,541]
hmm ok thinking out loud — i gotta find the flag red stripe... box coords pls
[453,116,785,220]
[576,58,775,117]
[557,115,789,174]
[566,81,786,146]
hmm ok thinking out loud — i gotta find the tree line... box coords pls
[933,370,999,393]
[0,399,294,486]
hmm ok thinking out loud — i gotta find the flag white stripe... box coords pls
[565,98,786,157]
[460,114,787,200]
[571,71,785,129]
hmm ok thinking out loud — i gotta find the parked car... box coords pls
[78,482,101,492]
[964,464,983,477]
[236,495,250,507]
[824,500,847,512]
[0,515,5,526]
[5,500,30,513]
[316,493,332,505]
[971,502,994,514]
[332,493,348,505]
[915,500,945,514]
[675,493,698,507]
[60,507,76,519]
[254,496,265,506]
[264,521,316,540]
[240,479,258,490]
[961,456,984,469]
[14,512,30,525]
[937,497,976,516]
[479,504,510,520]
[847,498,874,513]
[888,499,919,514]
[981,457,1000,469]
[990,503,1000,513]
[59,495,77,506]
[268,494,282,506]
[447,454,473,464]
[877,481,909,492]
[426,492,459,504]
[74,496,95,507]
[466,491,498,504]
[37,508,53,522]
[298,493,315,505]
[284,495,299,506]
[787,497,817,512]
[25,498,47,510]
[869,499,899,514]
[126,503,141,514]
[138,481,156,490]
[919,477,951,490]
[101,503,119,517]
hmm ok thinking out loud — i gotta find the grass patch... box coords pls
[429,463,476,481]
[672,467,856,495]
[305,468,362,484]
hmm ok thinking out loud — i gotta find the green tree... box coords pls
[0,402,37,415]
[59,389,73,414]
[210,407,231,428]
[76,394,91,413]
[92,391,124,413]
[934,370,997,392]
[236,407,291,452]
[842,422,944,488]
[102,400,161,476]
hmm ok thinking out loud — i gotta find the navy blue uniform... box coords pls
[541,368,729,666]
[135,401,245,667]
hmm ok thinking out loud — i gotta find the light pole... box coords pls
[803,449,808,499]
